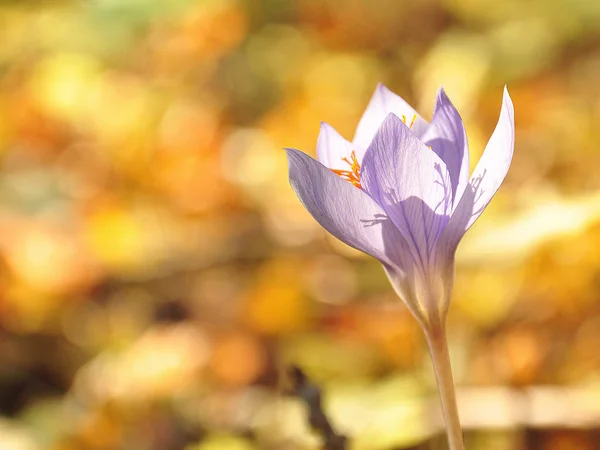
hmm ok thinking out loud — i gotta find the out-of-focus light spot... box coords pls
[191,268,243,322]
[244,284,309,336]
[454,270,522,327]
[0,419,38,450]
[61,301,109,349]
[488,18,560,79]
[458,387,526,428]
[415,31,491,116]
[251,394,321,446]
[459,192,600,265]
[0,285,56,332]
[246,25,311,85]
[78,410,121,449]
[527,386,600,428]
[29,53,102,123]
[221,128,280,189]
[493,327,545,384]
[303,53,379,124]
[209,332,266,386]
[168,215,235,269]
[180,387,263,433]
[83,203,158,275]
[188,434,255,450]
[88,75,153,150]
[442,0,519,26]
[28,53,155,168]
[106,287,156,340]
[147,0,247,76]
[282,333,378,379]
[358,306,421,368]
[259,98,320,155]
[329,377,429,449]
[0,107,9,152]
[1,221,99,295]
[565,315,600,381]
[263,199,319,247]
[244,259,310,335]
[55,143,110,200]
[154,152,226,214]
[76,324,209,402]
[305,255,356,305]
[185,0,247,59]
[158,100,219,154]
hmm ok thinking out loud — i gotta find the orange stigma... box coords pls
[331,151,362,189]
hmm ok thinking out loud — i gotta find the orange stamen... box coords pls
[331,150,362,189]
[409,114,417,128]
[401,113,417,129]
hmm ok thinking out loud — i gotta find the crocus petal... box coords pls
[316,122,357,171]
[353,83,428,149]
[439,87,515,257]
[383,263,425,326]
[420,88,470,208]
[285,147,412,269]
[360,114,453,269]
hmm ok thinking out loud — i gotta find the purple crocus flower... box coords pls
[285,84,514,329]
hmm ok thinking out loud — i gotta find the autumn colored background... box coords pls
[1,0,600,449]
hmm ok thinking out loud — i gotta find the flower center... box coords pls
[329,115,416,189]
[331,150,362,189]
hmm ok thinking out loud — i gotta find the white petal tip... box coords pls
[376,83,393,95]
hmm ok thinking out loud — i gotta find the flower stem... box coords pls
[424,324,465,450]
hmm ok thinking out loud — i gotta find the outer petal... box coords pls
[316,122,356,171]
[353,83,428,149]
[420,88,470,208]
[360,114,453,270]
[439,87,515,257]
[285,148,412,269]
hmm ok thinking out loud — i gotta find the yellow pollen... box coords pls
[331,150,362,188]
[401,113,417,129]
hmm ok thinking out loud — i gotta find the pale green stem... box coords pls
[424,323,465,450]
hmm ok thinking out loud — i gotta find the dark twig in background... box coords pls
[286,365,348,450]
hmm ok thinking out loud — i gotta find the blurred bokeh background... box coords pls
[1,0,600,449]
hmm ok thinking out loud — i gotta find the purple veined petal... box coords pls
[420,88,470,209]
[438,86,515,258]
[316,122,357,171]
[352,83,429,150]
[286,147,424,323]
[285,147,415,271]
[360,113,453,271]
